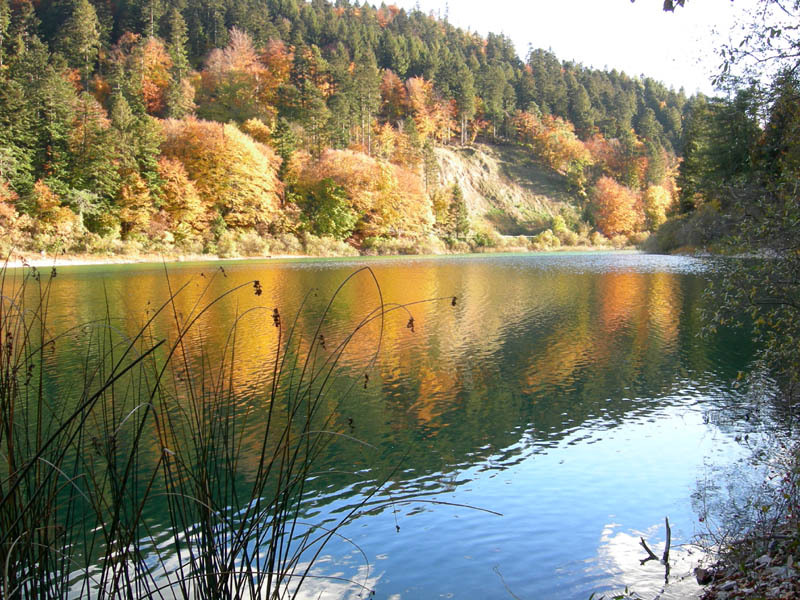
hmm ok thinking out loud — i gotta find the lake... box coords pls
[6,252,766,599]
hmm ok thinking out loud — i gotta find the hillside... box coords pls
[435,144,574,236]
[0,0,688,258]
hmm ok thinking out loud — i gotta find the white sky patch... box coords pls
[390,0,755,94]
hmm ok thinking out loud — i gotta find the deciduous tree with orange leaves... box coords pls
[156,156,205,241]
[591,176,643,237]
[381,69,409,126]
[139,37,172,115]
[117,171,153,237]
[290,148,432,238]
[197,28,278,124]
[0,180,29,252]
[28,179,81,242]
[161,117,283,230]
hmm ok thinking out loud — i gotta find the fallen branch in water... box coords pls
[639,538,659,565]
[639,517,672,570]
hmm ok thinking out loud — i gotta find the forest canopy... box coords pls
[0,0,692,256]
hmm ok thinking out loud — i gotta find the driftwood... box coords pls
[639,537,659,565]
[639,516,672,578]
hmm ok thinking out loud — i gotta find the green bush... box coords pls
[294,179,358,241]
[551,214,569,236]
[531,229,561,250]
[644,204,733,253]
[627,231,650,247]
[471,230,498,249]
[413,235,448,255]
[609,234,630,249]
[215,229,240,258]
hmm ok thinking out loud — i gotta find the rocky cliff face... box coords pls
[434,143,580,236]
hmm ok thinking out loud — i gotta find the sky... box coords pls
[390,0,753,94]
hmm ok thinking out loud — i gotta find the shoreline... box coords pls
[2,252,312,270]
[2,245,637,270]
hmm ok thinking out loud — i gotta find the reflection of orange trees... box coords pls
[359,264,602,425]
[647,273,680,348]
[523,315,593,394]
[598,273,647,336]
[519,272,680,397]
[597,271,679,351]
[408,363,459,426]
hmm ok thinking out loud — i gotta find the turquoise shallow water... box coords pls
[21,252,764,599]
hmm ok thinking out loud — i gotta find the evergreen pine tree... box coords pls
[58,0,100,89]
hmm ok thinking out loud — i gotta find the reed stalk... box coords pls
[0,261,454,599]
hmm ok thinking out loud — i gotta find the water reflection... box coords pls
[591,523,703,600]
[22,252,763,599]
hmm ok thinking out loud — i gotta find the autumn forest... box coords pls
[0,0,691,258]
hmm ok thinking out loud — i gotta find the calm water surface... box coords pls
[30,252,764,599]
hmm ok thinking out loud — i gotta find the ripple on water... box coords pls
[35,252,763,600]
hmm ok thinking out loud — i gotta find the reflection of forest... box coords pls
[31,256,752,514]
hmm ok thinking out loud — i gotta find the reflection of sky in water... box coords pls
[23,253,762,599]
[300,399,751,599]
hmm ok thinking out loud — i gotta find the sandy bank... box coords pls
[2,252,312,270]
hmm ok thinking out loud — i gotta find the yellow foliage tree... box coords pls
[536,115,591,174]
[373,122,399,162]
[380,69,409,125]
[117,171,153,237]
[156,157,205,240]
[591,176,643,237]
[585,134,622,177]
[406,77,437,141]
[240,118,272,145]
[642,185,673,230]
[404,77,455,144]
[513,111,591,173]
[512,110,544,146]
[29,180,81,240]
[259,39,293,104]
[110,32,173,117]
[161,117,283,229]
[0,181,29,252]
[292,148,433,237]
[140,37,172,115]
[198,28,279,123]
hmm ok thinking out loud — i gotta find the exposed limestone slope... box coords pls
[434,143,579,235]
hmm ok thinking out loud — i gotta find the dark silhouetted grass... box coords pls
[0,260,457,599]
